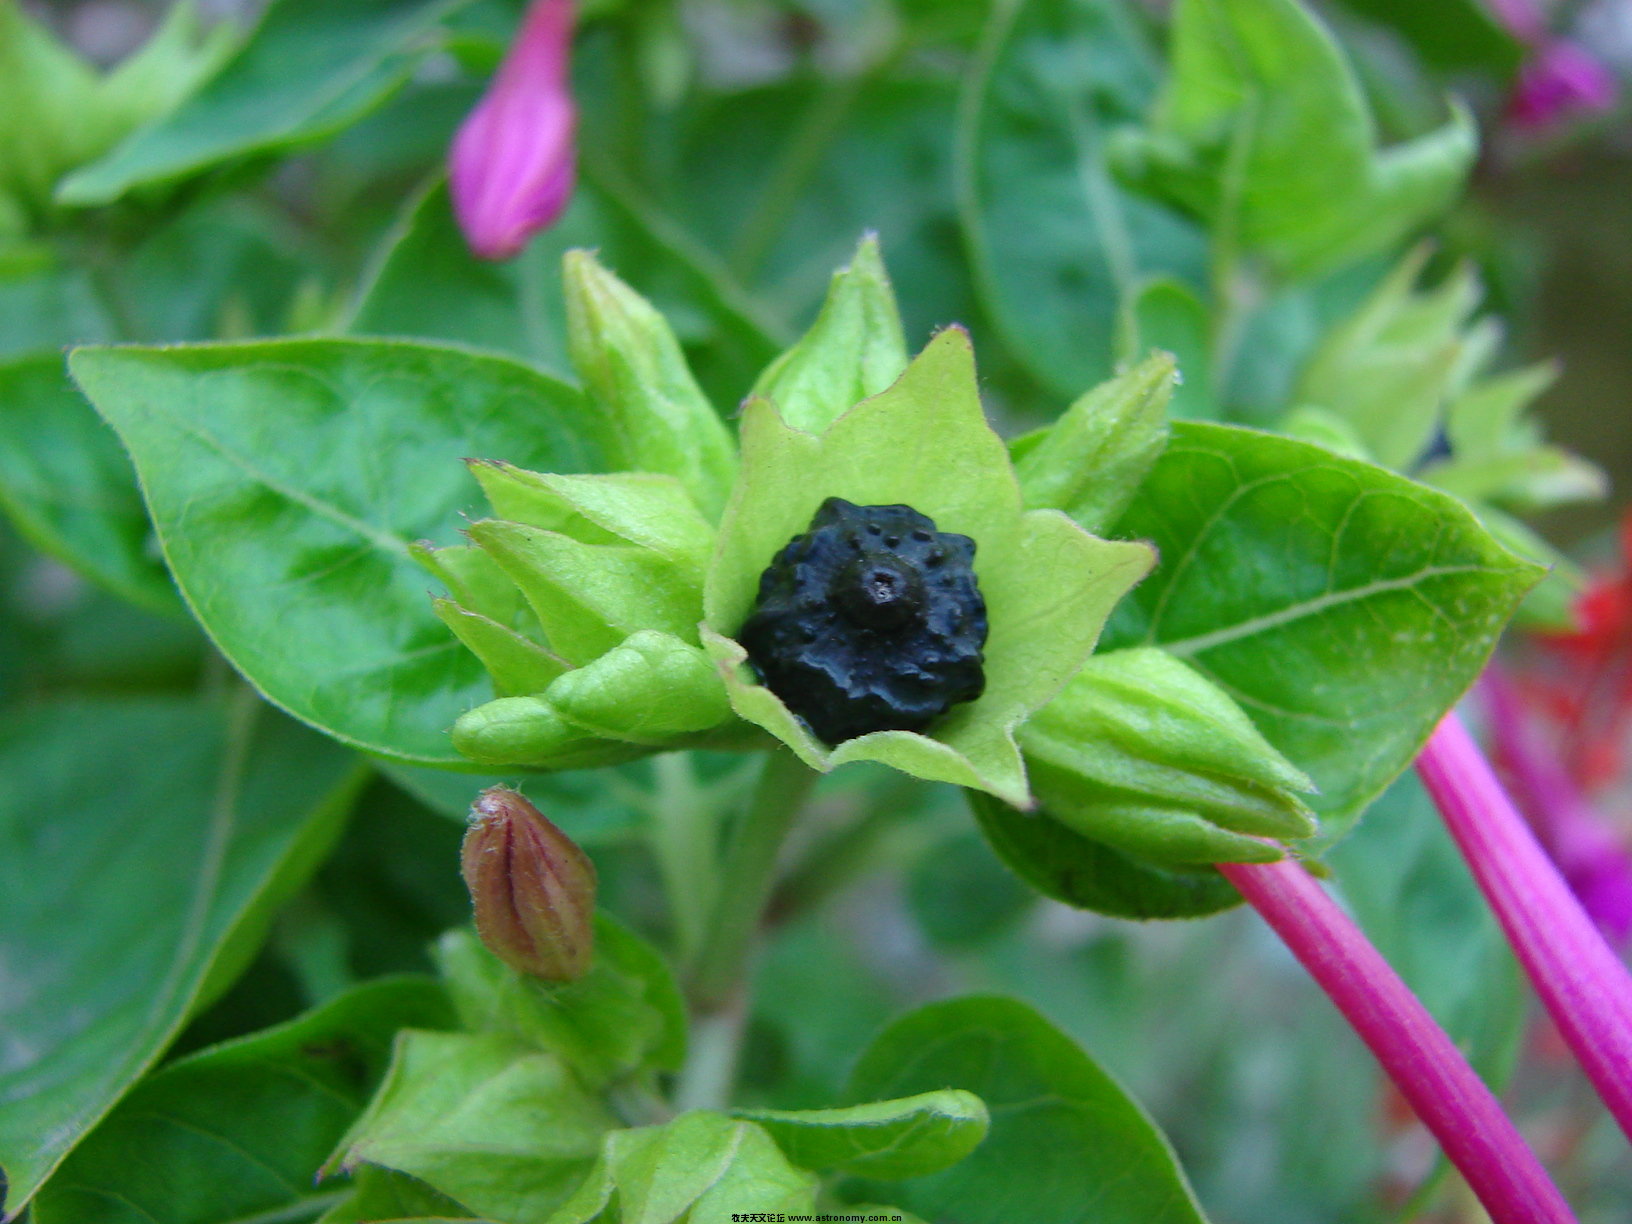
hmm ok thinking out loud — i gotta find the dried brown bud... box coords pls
[461,785,597,982]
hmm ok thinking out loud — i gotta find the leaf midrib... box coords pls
[1154,563,1504,658]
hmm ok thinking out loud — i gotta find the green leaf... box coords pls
[68,338,611,766]
[0,352,179,613]
[57,0,469,206]
[331,1029,616,1220]
[1103,421,1541,840]
[0,695,362,1213]
[958,0,1207,397]
[750,234,910,434]
[0,255,112,356]
[848,996,1209,1223]
[1019,647,1316,866]
[674,77,975,352]
[704,328,1153,807]
[546,1112,818,1224]
[907,831,1033,947]
[434,917,686,1084]
[0,2,228,221]
[351,182,599,379]
[968,789,1243,919]
[731,1090,989,1180]
[1013,352,1176,535]
[33,978,453,1224]
[1126,0,1475,279]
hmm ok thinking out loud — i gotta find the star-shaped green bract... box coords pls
[703,328,1153,808]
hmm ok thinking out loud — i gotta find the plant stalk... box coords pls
[1218,857,1576,1224]
[1416,711,1632,1143]
[688,749,819,1011]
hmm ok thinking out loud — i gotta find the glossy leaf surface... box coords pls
[848,996,1209,1223]
[70,339,610,764]
[0,696,361,1212]
[1103,422,1540,839]
[33,978,453,1224]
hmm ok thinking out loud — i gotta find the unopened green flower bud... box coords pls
[563,250,737,519]
[461,786,597,982]
[1019,648,1316,866]
[1011,352,1175,535]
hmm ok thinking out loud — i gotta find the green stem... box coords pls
[672,986,750,1113]
[645,753,722,966]
[688,749,819,1012]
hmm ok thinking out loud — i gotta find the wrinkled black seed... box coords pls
[738,497,988,745]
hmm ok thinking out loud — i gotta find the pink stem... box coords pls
[1417,712,1632,1142]
[1220,858,1576,1224]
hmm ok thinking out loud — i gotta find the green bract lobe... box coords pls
[739,498,988,745]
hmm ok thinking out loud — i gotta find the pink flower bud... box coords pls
[449,0,577,260]
[461,785,597,981]
[1509,39,1618,132]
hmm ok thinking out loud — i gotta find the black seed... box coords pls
[737,497,988,745]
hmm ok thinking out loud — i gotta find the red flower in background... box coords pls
[1530,510,1632,789]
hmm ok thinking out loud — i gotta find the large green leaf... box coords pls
[958,0,1207,398]
[0,352,178,613]
[58,0,470,206]
[0,696,362,1213]
[32,978,454,1224]
[848,996,1209,1223]
[69,339,612,765]
[1102,422,1540,838]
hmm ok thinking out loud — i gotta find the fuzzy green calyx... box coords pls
[703,327,1154,808]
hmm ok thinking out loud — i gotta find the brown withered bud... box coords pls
[461,785,597,982]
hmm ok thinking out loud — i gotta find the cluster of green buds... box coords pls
[420,238,1316,869]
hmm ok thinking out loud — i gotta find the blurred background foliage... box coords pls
[2,0,1631,1220]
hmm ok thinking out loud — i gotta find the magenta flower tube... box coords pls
[449,0,577,260]
[1218,858,1575,1224]
[1417,712,1632,1142]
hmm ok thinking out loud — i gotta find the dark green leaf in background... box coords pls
[1127,0,1475,280]
[353,178,784,409]
[0,352,179,614]
[676,78,977,358]
[70,339,612,765]
[1103,422,1540,840]
[907,830,1035,946]
[58,0,474,207]
[33,977,453,1224]
[0,255,111,358]
[0,696,362,1213]
[848,995,1210,1223]
[959,0,1207,399]
[968,790,1241,920]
